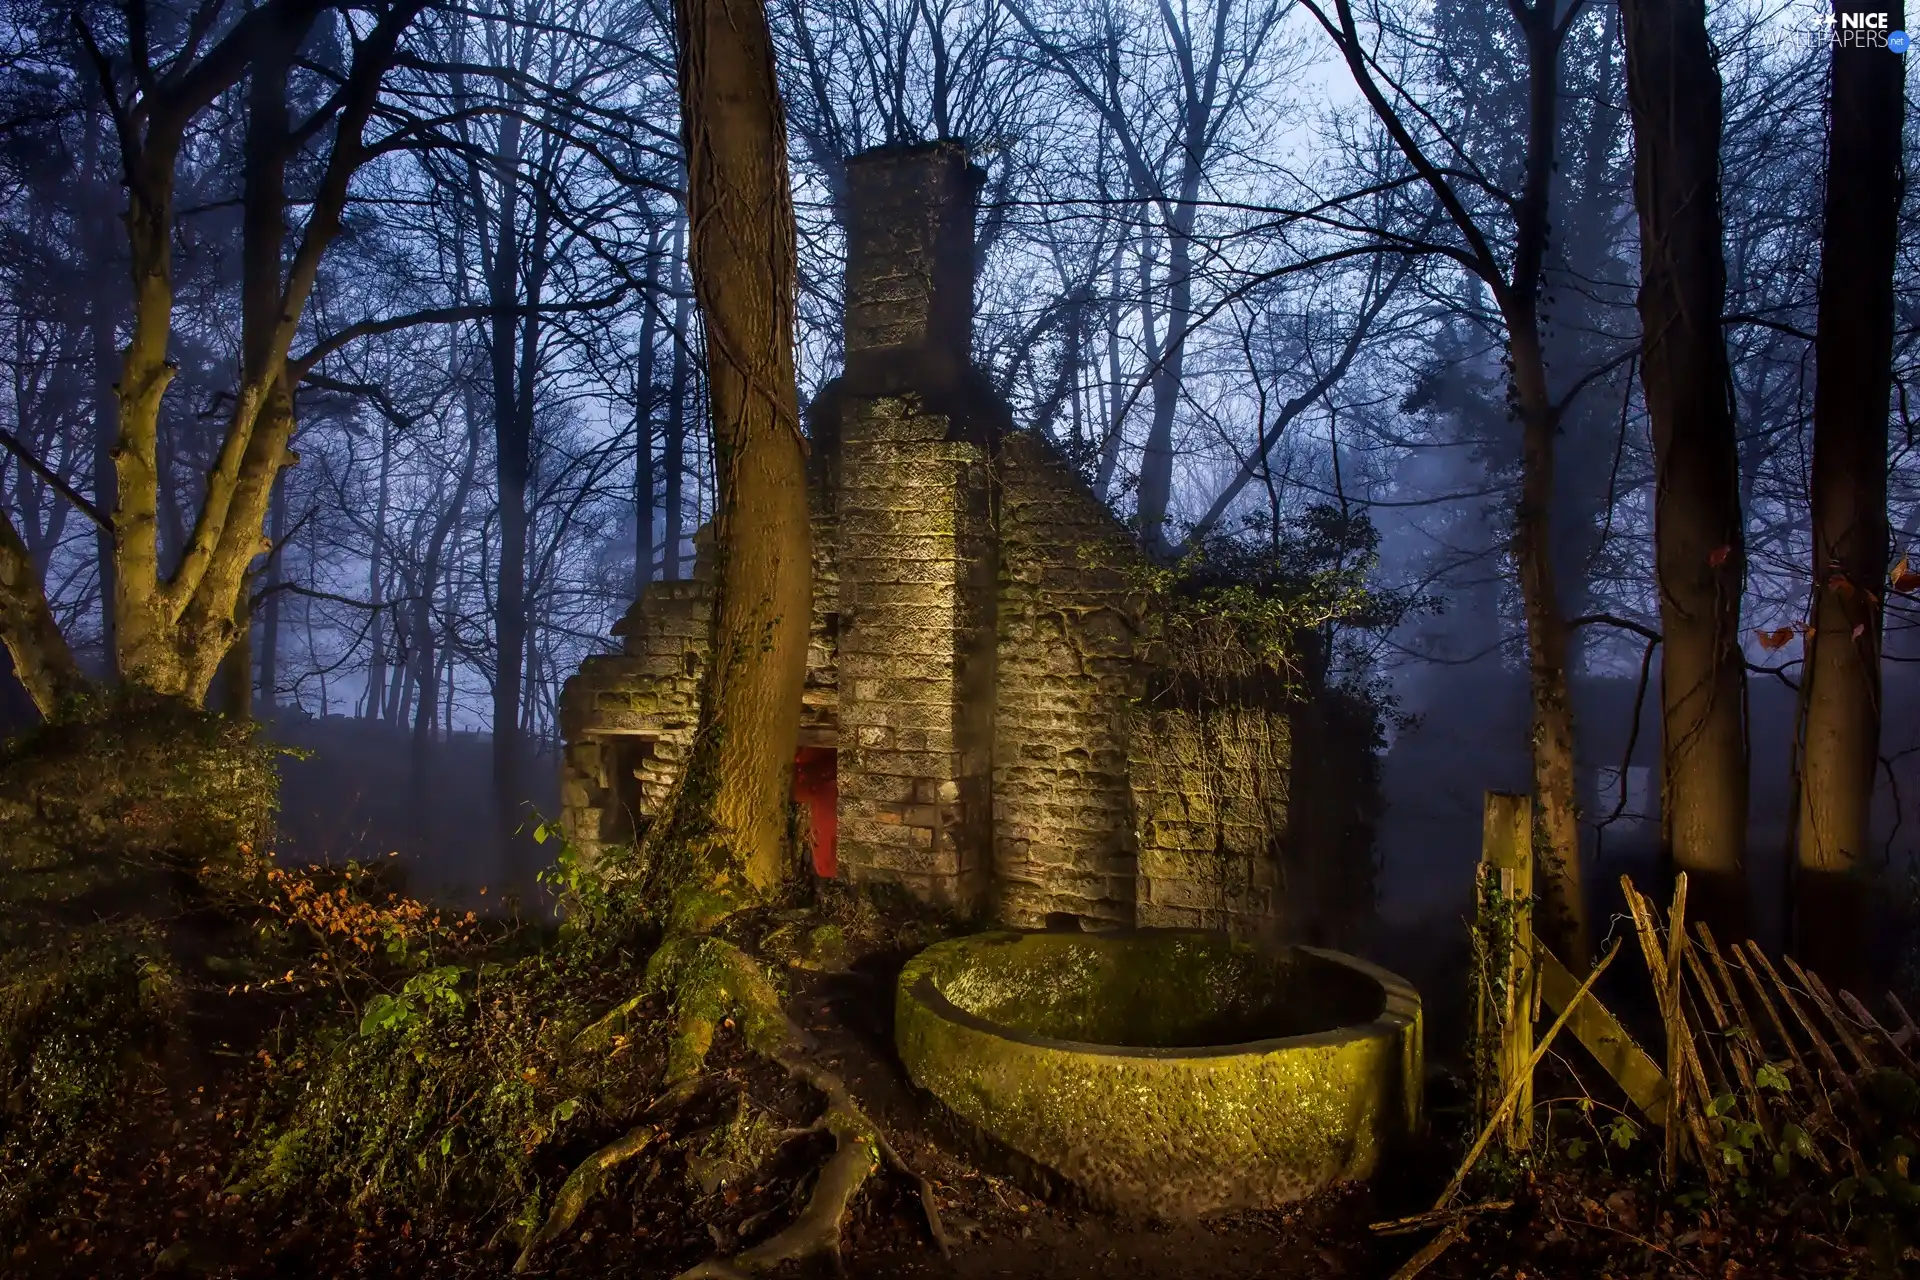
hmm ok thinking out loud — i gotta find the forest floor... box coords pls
[2,921,1892,1280]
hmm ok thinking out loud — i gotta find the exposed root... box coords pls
[649,933,947,1276]
[673,1109,876,1279]
[529,933,944,1272]
[513,1123,660,1273]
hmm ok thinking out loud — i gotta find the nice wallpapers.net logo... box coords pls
[1801,11,1910,51]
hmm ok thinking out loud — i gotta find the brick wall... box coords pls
[1128,701,1292,938]
[830,142,996,913]
[833,395,995,911]
[990,432,1146,927]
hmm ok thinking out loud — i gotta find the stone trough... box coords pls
[894,930,1422,1217]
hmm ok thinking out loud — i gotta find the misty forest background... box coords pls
[0,0,1912,953]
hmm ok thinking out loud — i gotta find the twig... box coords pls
[1388,1218,1468,1280]
[1433,939,1622,1213]
[1840,989,1916,1074]
[1747,944,1848,1082]
[1730,942,1812,1083]
[1620,879,1718,1175]
[1888,991,1920,1044]
[1370,1200,1513,1236]
[1683,941,1773,1149]
[1785,960,1871,1072]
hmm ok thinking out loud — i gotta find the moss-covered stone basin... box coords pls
[895,930,1422,1217]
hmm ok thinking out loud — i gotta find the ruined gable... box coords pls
[557,141,1364,942]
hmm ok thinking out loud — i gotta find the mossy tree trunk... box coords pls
[657,0,812,925]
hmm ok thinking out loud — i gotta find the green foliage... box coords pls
[1467,867,1530,1133]
[0,689,285,895]
[240,939,656,1227]
[241,824,670,1230]
[359,965,468,1036]
[1148,504,1436,677]
[0,922,178,1239]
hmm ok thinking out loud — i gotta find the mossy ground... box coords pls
[1,896,1898,1278]
[0,703,1899,1277]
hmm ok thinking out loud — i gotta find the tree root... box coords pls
[531,933,948,1275]
[513,1122,661,1273]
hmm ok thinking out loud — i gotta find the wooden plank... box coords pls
[1537,947,1669,1126]
[1480,792,1535,1151]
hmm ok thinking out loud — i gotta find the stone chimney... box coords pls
[841,141,979,393]
[831,141,995,913]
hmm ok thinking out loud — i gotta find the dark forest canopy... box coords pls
[0,0,1912,950]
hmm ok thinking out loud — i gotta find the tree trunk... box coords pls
[257,476,285,711]
[636,228,662,595]
[365,416,393,719]
[1620,0,1750,939]
[664,214,691,582]
[1136,213,1192,550]
[664,0,812,914]
[1796,0,1902,989]
[488,116,529,826]
[1510,317,1589,966]
[216,583,253,719]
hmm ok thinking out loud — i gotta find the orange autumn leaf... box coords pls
[1755,627,1795,652]
[1893,556,1920,594]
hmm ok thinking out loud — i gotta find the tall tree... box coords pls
[1619,0,1750,936]
[663,0,813,908]
[0,0,426,711]
[1305,0,1595,963]
[1796,2,1904,986]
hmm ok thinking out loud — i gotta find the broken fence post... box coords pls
[1478,791,1536,1152]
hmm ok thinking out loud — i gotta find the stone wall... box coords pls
[990,432,1146,928]
[833,397,995,910]
[556,577,710,866]
[830,142,997,913]
[557,497,843,867]
[1128,700,1292,938]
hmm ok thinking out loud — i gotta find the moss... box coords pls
[798,923,847,971]
[0,922,179,1238]
[686,1094,784,1195]
[915,931,1379,1048]
[894,931,1422,1217]
[0,690,281,894]
[645,935,789,1087]
[238,940,658,1228]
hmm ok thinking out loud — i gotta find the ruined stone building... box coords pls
[558,142,1373,940]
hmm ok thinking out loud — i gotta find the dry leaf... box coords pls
[1893,556,1920,593]
[1708,545,1731,568]
[1755,627,1795,652]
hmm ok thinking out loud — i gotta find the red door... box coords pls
[792,747,838,877]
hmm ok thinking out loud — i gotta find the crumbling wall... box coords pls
[834,398,996,910]
[990,432,1145,928]
[556,578,710,866]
